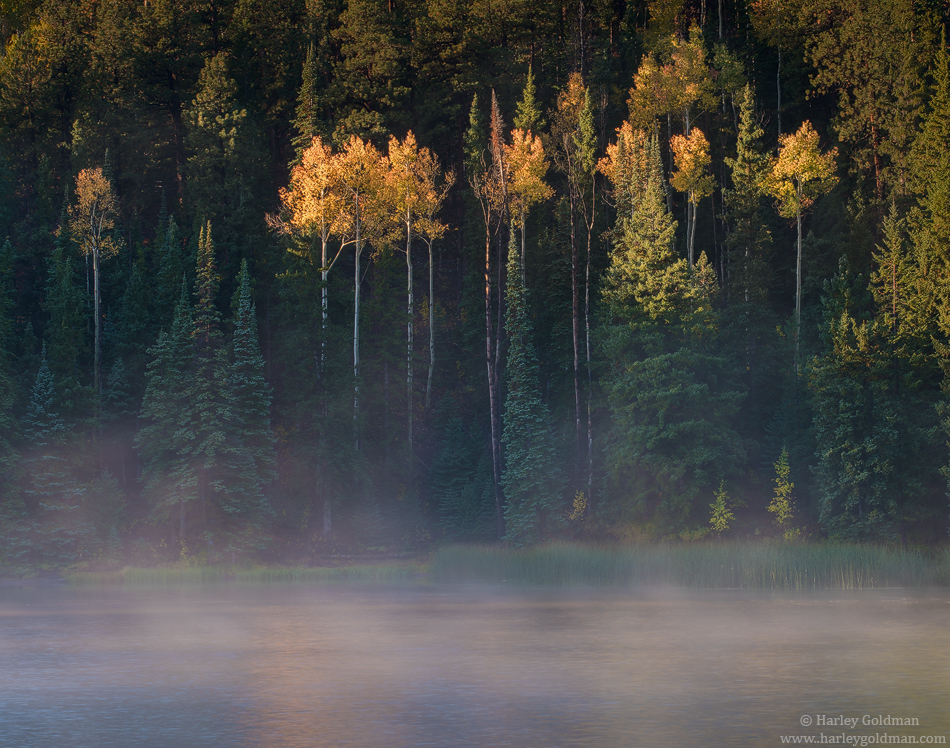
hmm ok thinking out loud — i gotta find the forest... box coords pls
[1,0,949,569]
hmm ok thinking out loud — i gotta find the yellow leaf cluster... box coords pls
[764,121,838,219]
[69,167,119,261]
[504,128,552,228]
[670,127,714,203]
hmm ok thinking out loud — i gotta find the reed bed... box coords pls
[429,542,945,589]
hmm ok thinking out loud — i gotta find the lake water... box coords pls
[1,583,948,747]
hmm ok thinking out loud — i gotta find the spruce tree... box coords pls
[184,223,230,554]
[292,42,325,159]
[155,214,184,329]
[501,229,562,545]
[221,259,275,550]
[137,278,196,547]
[513,64,544,135]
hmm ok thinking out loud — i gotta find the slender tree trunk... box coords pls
[689,198,698,268]
[570,187,582,474]
[353,195,361,451]
[93,248,101,394]
[406,212,413,447]
[485,223,504,538]
[777,47,782,139]
[321,230,328,376]
[426,239,435,409]
[795,186,802,378]
[584,201,594,515]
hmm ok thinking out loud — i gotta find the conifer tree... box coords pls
[292,42,325,160]
[723,85,772,305]
[513,64,544,135]
[185,222,230,550]
[137,278,195,546]
[502,229,562,545]
[20,349,91,564]
[154,214,184,330]
[184,53,263,268]
[222,259,275,548]
[602,154,745,532]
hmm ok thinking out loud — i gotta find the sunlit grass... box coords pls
[429,542,946,589]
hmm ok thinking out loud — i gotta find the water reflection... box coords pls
[1,584,948,747]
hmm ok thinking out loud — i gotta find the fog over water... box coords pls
[1,584,948,747]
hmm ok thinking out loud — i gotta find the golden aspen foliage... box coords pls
[69,167,119,262]
[670,127,714,205]
[503,128,552,231]
[764,121,838,218]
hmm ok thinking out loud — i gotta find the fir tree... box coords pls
[513,64,544,135]
[502,229,563,545]
[137,278,196,545]
[221,259,275,549]
[292,42,325,160]
[155,214,184,329]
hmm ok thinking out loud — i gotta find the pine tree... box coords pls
[154,214,184,330]
[184,223,230,554]
[602,156,745,533]
[513,64,544,135]
[810,257,915,541]
[723,85,773,305]
[502,229,563,545]
[137,278,196,546]
[222,259,275,550]
[184,53,264,269]
[20,349,92,565]
[46,217,92,424]
[292,42,325,160]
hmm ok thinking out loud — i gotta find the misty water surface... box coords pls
[1,584,948,747]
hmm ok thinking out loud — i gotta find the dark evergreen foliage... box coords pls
[2,0,950,566]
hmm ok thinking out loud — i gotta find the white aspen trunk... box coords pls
[584,192,594,514]
[689,197,698,268]
[93,246,101,394]
[795,183,802,378]
[320,226,328,377]
[426,238,435,409]
[406,209,413,447]
[485,221,503,539]
[353,193,361,450]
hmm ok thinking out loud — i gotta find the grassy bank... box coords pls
[59,542,950,589]
[429,542,950,589]
[65,561,426,586]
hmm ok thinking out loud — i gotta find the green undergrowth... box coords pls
[429,542,950,589]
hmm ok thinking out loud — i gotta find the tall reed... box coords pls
[429,542,941,589]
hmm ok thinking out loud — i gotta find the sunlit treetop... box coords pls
[764,121,838,218]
